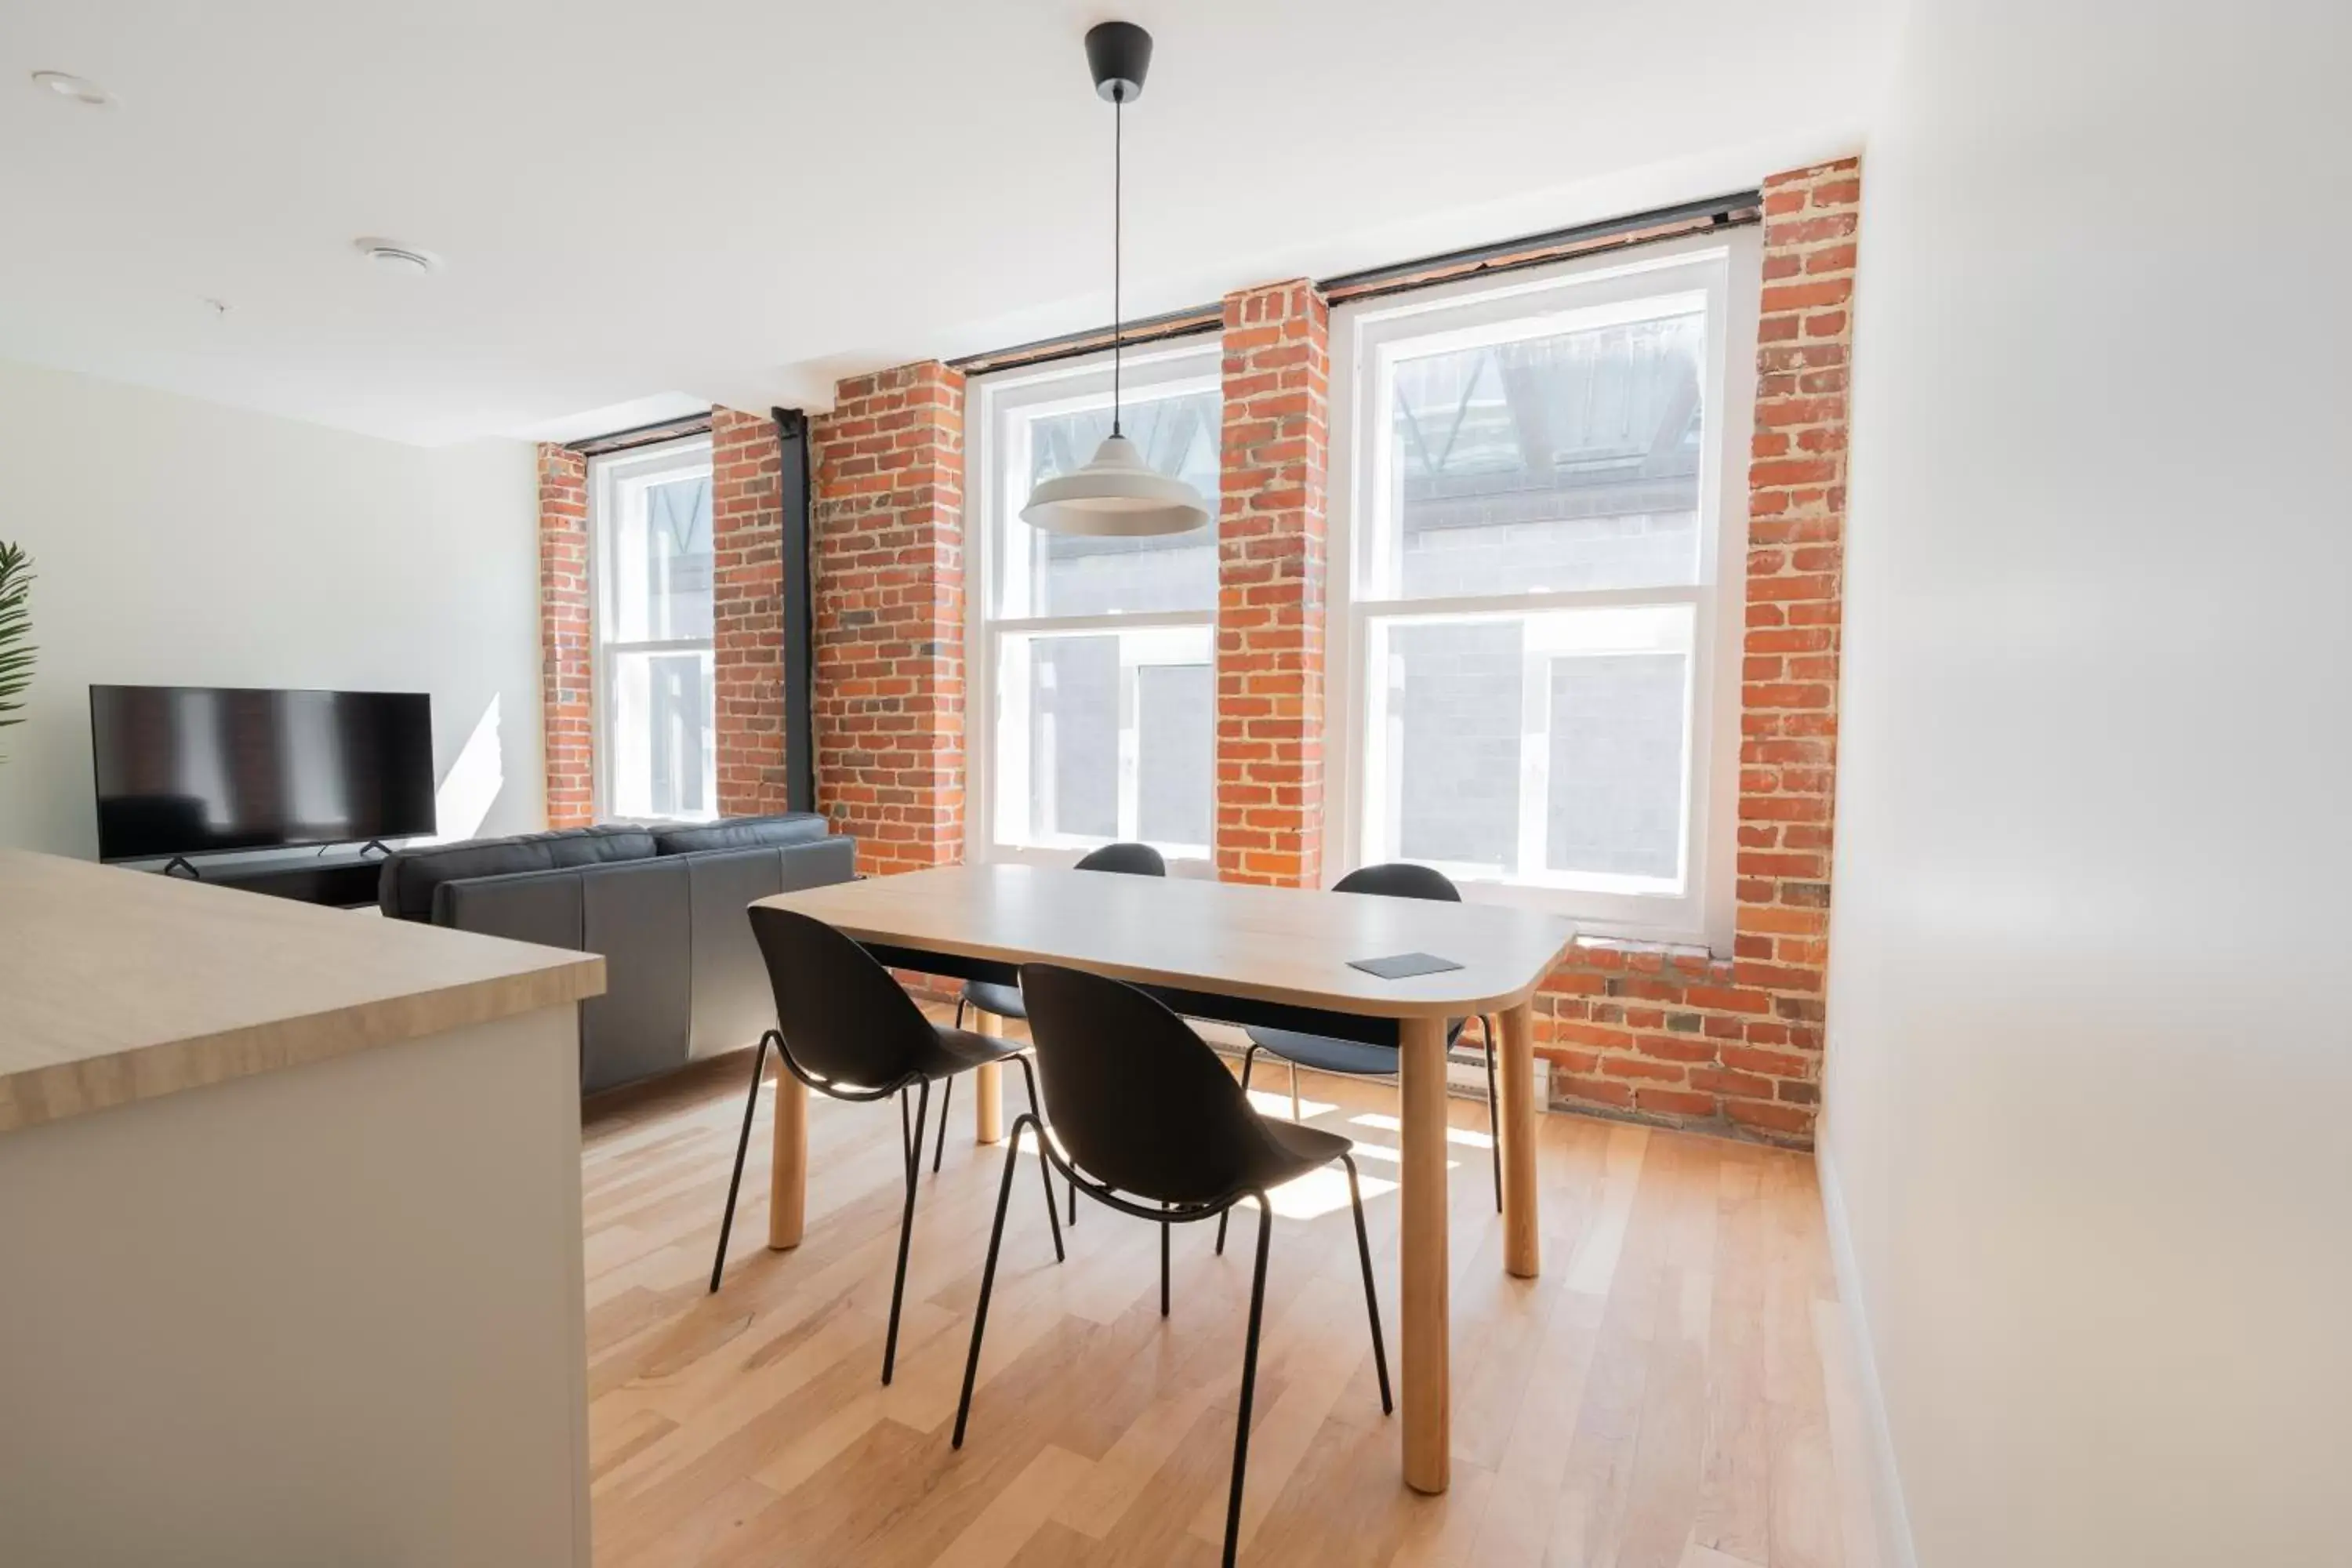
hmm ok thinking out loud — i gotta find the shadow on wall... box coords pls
[428,695,504,844]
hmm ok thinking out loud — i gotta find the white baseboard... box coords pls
[1816,1131,1922,1568]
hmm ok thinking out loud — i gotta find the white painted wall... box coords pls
[1825,4,2352,1566]
[0,358,545,857]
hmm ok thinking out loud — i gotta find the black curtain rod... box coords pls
[946,190,1761,379]
[564,411,714,457]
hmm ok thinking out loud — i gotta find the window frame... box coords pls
[1324,232,1759,949]
[965,339,1224,873]
[588,434,719,826]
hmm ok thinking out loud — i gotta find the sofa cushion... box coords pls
[376,825,658,921]
[652,812,831,856]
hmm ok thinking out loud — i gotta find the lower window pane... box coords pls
[1135,662,1213,848]
[1545,652,1686,879]
[608,648,715,821]
[1386,620,1523,873]
[1367,604,1693,890]
[1029,636,1119,841]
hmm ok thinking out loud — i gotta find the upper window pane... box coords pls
[607,472,713,642]
[1382,303,1705,598]
[1001,387,1219,618]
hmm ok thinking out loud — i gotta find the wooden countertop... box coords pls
[0,850,605,1135]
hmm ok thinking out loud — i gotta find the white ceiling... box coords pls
[0,1,1891,447]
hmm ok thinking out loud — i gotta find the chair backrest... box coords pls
[1019,962,1282,1206]
[1073,840,1167,877]
[1333,861,1461,903]
[746,905,937,1091]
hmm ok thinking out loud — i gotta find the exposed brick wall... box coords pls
[1214,280,1330,887]
[810,363,966,874]
[710,408,791,818]
[1534,158,1861,1145]
[535,443,593,829]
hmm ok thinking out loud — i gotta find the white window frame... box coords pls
[966,341,1222,872]
[1325,232,1759,949]
[589,434,718,825]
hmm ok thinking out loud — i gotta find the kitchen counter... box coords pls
[0,850,607,1566]
[0,848,603,1133]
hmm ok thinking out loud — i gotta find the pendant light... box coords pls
[1021,22,1211,538]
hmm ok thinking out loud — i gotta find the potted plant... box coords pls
[0,540,33,759]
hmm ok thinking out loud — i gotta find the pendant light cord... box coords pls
[1112,90,1123,437]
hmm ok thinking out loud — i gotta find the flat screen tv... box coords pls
[89,684,437,862]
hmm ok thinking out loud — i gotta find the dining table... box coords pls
[749,862,1576,1495]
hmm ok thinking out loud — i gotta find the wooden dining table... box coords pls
[750,862,1575,1495]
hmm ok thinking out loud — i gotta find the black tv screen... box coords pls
[89,685,437,862]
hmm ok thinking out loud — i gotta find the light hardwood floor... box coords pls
[583,1025,1882,1568]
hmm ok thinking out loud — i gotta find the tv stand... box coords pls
[146,851,387,910]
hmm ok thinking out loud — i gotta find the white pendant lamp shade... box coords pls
[1022,22,1209,539]
[1021,433,1210,536]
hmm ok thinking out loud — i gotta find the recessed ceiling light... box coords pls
[31,71,114,107]
[353,238,444,276]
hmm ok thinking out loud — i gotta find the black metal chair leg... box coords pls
[1222,1198,1275,1568]
[1069,1175,1079,1228]
[1342,1153,1392,1415]
[952,1111,1033,1449]
[1216,1045,1261,1257]
[1012,1054,1065,1264]
[955,996,967,1030]
[1483,1014,1502,1213]
[709,1031,775,1294]
[932,1073,953,1174]
[881,1078,929,1387]
[899,1085,913,1169]
[1160,1204,1171,1317]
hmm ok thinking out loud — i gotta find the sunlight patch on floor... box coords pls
[1347,1111,1495,1150]
[1222,1163,1399,1221]
[1243,1088,1338,1122]
[1338,1138,1457,1172]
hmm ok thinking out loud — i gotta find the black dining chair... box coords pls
[1218,862,1500,1254]
[939,840,1167,1214]
[954,962,1390,1568]
[709,906,1065,1386]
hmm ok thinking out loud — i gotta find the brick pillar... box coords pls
[1731,155,1860,1086]
[1214,280,1330,887]
[535,443,593,829]
[710,407,791,818]
[810,363,966,874]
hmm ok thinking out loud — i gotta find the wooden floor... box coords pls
[582,1025,1882,1568]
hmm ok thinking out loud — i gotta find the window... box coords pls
[968,343,1221,864]
[591,437,717,822]
[1329,238,1755,945]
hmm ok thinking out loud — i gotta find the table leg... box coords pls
[766,1069,808,1250]
[971,1012,1004,1146]
[1399,1013,1452,1494]
[1499,1000,1541,1279]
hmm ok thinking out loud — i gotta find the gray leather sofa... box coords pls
[377,813,855,1094]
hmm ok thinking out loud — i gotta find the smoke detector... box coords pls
[31,71,114,107]
[354,238,443,276]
